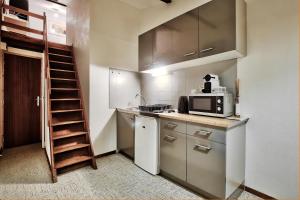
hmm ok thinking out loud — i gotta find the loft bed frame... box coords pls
[0,0,47,52]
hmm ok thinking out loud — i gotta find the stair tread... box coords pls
[51,88,80,91]
[51,120,84,126]
[55,155,92,169]
[49,46,72,52]
[49,53,73,58]
[50,69,75,73]
[52,109,83,113]
[51,78,77,82]
[53,131,87,140]
[51,98,80,101]
[50,60,74,65]
[54,143,90,154]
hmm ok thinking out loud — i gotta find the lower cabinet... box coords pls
[160,129,186,181]
[187,135,226,198]
[159,119,246,199]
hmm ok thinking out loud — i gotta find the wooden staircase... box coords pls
[47,44,97,182]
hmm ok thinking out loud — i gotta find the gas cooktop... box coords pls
[139,104,171,112]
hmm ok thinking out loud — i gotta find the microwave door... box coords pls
[189,96,217,113]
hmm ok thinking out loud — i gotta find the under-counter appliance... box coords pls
[117,112,135,159]
[189,93,233,118]
[134,115,159,175]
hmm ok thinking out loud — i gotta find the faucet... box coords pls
[135,93,147,106]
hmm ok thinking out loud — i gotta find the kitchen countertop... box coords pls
[117,108,249,129]
[159,112,248,130]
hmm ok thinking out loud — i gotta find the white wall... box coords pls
[90,0,140,72]
[67,0,140,155]
[238,0,299,198]
[66,0,90,114]
[88,0,140,155]
[28,0,66,44]
[139,0,210,34]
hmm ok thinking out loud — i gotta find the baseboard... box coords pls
[244,185,276,200]
[95,150,117,159]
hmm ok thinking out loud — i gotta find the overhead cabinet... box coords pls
[153,8,199,67]
[138,30,154,71]
[138,0,246,72]
[198,0,236,58]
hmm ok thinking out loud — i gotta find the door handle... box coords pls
[163,135,177,143]
[194,144,212,153]
[200,47,214,53]
[166,123,177,129]
[184,51,196,57]
[194,130,212,137]
[35,96,40,107]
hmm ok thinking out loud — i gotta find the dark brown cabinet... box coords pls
[153,24,173,67]
[138,30,154,71]
[138,0,245,72]
[153,8,199,67]
[198,0,236,58]
[170,8,199,64]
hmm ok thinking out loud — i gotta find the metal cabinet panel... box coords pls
[117,112,135,159]
[187,123,226,144]
[161,119,186,134]
[139,30,154,71]
[160,129,186,181]
[187,135,226,198]
[198,0,236,58]
[153,24,174,66]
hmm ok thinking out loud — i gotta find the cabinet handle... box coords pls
[166,123,178,129]
[194,144,212,153]
[184,51,196,57]
[200,47,214,53]
[163,135,177,143]
[195,130,212,137]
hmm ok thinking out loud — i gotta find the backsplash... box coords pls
[141,59,237,109]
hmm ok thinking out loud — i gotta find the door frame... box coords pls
[1,44,46,149]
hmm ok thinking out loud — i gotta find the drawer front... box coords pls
[160,129,186,181]
[161,119,186,134]
[187,135,226,198]
[187,123,226,144]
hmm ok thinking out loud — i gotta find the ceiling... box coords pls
[119,0,164,9]
[56,0,72,5]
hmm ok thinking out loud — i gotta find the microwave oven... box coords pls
[188,93,233,118]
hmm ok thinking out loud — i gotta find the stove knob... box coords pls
[217,107,222,111]
[217,99,222,104]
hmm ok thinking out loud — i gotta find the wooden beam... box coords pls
[2,21,44,35]
[3,4,45,20]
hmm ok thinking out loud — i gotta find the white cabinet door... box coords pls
[134,116,159,175]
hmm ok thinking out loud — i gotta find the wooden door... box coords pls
[4,53,41,148]
[139,30,154,71]
[170,8,199,63]
[198,0,236,58]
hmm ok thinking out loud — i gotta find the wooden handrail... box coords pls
[0,0,3,39]
[3,4,45,20]
[2,21,44,35]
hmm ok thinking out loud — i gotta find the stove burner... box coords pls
[139,104,172,112]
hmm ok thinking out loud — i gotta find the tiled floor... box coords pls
[0,144,262,200]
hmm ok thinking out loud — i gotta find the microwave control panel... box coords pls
[216,96,224,114]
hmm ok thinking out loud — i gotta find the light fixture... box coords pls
[148,67,169,77]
